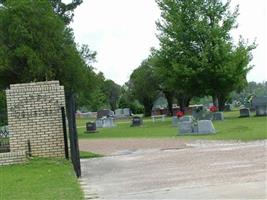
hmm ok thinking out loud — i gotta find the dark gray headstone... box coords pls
[197,120,216,134]
[213,112,224,120]
[85,122,96,133]
[224,104,232,111]
[131,116,143,127]
[252,96,267,107]
[240,108,250,117]
[255,105,267,116]
[97,109,114,119]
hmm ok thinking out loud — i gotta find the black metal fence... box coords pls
[0,126,10,153]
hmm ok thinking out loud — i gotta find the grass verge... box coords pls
[0,158,84,200]
[80,151,103,159]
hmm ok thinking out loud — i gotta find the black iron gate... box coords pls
[65,93,81,178]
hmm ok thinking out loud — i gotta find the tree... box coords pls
[0,0,87,93]
[103,80,121,111]
[130,59,160,116]
[155,0,256,111]
[0,0,83,24]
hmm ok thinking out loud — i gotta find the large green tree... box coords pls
[155,0,256,111]
[0,0,87,93]
[103,80,121,111]
[130,59,160,116]
[0,0,82,24]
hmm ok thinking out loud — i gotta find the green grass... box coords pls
[80,151,103,159]
[0,158,84,200]
[77,111,267,141]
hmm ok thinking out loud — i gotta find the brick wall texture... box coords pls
[6,81,66,157]
[0,151,27,166]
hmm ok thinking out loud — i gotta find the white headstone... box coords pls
[178,121,193,134]
[197,120,216,134]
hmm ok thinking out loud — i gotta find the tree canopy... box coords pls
[0,0,88,93]
[129,59,160,116]
[152,0,256,111]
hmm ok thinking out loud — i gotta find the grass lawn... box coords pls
[80,151,103,159]
[77,110,267,141]
[0,158,84,200]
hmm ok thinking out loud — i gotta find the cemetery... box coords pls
[0,0,266,199]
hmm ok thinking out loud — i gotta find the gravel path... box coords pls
[79,139,267,199]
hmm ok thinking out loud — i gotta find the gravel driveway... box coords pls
[79,139,267,199]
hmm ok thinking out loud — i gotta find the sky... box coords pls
[69,0,267,85]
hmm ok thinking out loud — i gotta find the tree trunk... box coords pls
[143,99,153,117]
[177,96,190,112]
[164,91,173,116]
[212,95,218,107]
[218,95,226,111]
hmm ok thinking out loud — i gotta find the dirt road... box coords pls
[79,139,267,199]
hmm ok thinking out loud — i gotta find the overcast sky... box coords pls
[69,0,267,85]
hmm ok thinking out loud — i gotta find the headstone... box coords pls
[85,122,96,133]
[95,119,103,128]
[131,116,142,127]
[123,108,131,116]
[102,118,115,128]
[115,108,123,117]
[224,104,232,111]
[97,109,114,119]
[172,116,178,127]
[197,120,216,134]
[179,115,194,123]
[178,121,193,134]
[193,110,213,120]
[213,112,224,120]
[252,97,267,116]
[255,106,267,116]
[239,108,250,117]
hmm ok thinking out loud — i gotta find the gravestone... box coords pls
[97,109,113,119]
[85,122,96,133]
[95,119,103,128]
[6,81,66,157]
[115,109,123,117]
[193,110,213,120]
[179,115,194,123]
[178,121,193,134]
[131,116,142,127]
[240,108,250,117]
[123,108,131,117]
[224,104,232,111]
[197,120,216,134]
[102,118,115,128]
[213,112,224,120]
[172,116,178,127]
[96,117,115,128]
[252,97,267,116]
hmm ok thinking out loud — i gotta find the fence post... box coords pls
[66,92,81,178]
[61,107,69,160]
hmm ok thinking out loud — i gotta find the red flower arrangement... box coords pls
[176,111,184,118]
[209,105,217,112]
